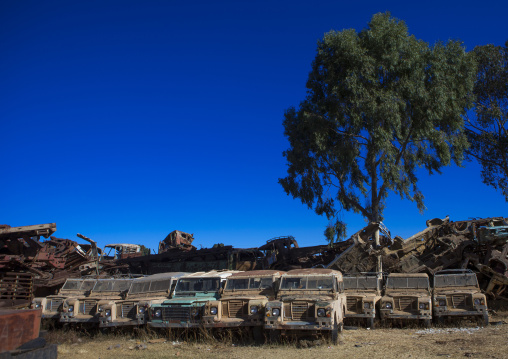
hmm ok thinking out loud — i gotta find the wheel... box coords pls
[423,319,431,328]
[331,320,338,345]
[367,317,375,329]
[252,326,264,343]
[269,329,280,343]
[482,312,489,326]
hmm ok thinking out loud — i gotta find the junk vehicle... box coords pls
[343,273,382,328]
[432,269,488,325]
[60,278,133,325]
[148,270,240,329]
[99,272,188,328]
[31,277,97,320]
[380,273,432,327]
[202,270,285,338]
[264,268,346,344]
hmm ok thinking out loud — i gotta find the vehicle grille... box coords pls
[80,300,97,315]
[161,305,191,321]
[226,300,248,318]
[346,297,360,312]
[395,297,415,311]
[46,298,63,312]
[449,295,468,308]
[121,302,136,319]
[284,301,314,320]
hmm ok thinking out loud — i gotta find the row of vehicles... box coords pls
[32,268,488,344]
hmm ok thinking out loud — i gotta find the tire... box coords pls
[331,319,338,345]
[252,326,264,343]
[269,329,280,343]
[482,312,489,326]
[423,319,431,328]
[367,317,375,329]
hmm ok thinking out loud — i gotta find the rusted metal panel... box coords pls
[0,308,41,352]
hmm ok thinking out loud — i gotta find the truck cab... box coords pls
[99,272,188,328]
[380,273,432,327]
[60,278,132,325]
[343,273,382,328]
[433,269,488,325]
[32,278,97,320]
[264,268,346,344]
[148,270,240,329]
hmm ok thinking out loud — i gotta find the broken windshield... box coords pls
[386,277,429,290]
[344,276,379,290]
[129,279,173,294]
[280,276,334,290]
[175,278,219,293]
[434,274,478,288]
[225,277,273,290]
[93,280,132,292]
[62,279,96,291]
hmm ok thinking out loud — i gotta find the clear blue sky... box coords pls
[1,0,507,252]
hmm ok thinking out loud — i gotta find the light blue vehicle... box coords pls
[148,270,240,328]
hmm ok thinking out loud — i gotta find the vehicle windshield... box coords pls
[280,276,334,290]
[434,274,478,288]
[62,279,96,291]
[386,277,429,289]
[344,276,378,290]
[225,277,273,290]
[129,279,172,294]
[93,280,132,292]
[175,277,220,293]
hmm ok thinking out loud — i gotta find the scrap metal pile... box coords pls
[1,216,508,309]
[327,216,508,300]
[0,223,104,307]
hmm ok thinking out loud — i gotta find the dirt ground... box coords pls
[51,312,508,359]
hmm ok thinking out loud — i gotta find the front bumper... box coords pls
[345,312,376,319]
[380,310,431,320]
[202,316,264,328]
[99,317,145,327]
[60,315,98,323]
[265,319,333,331]
[148,320,201,329]
[433,308,487,318]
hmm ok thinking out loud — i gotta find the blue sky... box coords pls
[1,0,507,252]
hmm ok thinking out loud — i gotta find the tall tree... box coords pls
[465,41,508,201]
[279,13,476,243]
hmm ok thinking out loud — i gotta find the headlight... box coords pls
[210,307,218,315]
[364,302,371,309]
[474,299,481,306]
[105,309,111,316]
[317,308,326,317]
[384,302,392,309]
[139,307,145,314]
[34,302,42,308]
[439,299,446,306]
[419,303,425,309]
[98,306,104,312]
[154,309,161,318]
[272,308,280,316]
[250,306,258,314]
[191,308,200,317]
[68,305,74,312]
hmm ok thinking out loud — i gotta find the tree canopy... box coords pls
[465,41,508,201]
[279,12,476,242]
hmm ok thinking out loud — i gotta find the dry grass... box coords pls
[52,312,508,359]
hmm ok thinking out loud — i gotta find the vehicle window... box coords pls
[176,278,219,292]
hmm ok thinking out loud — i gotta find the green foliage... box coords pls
[139,244,151,256]
[279,12,476,243]
[466,41,508,201]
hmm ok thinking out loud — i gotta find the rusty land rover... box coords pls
[433,269,488,325]
[99,272,188,328]
[32,278,97,321]
[343,273,382,328]
[60,278,132,325]
[380,273,432,327]
[264,268,346,344]
[202,270,284,337]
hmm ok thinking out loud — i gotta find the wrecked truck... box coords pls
[264,268,346,344]
[343,273,382,328]
[380,273,432,327]
[432,269,488,325]
[148,270,240,329]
